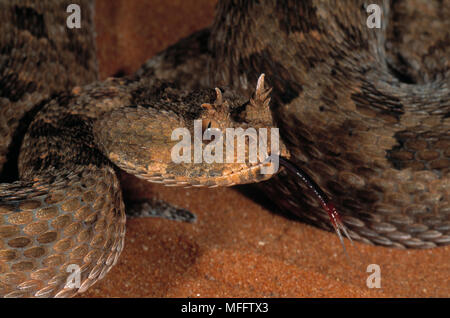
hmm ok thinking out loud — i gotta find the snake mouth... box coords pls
[134,149,287,188]
[196,152,288,187]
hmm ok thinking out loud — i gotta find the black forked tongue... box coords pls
[278,157,355,258]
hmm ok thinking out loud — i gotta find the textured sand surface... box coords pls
[80,0,449,298]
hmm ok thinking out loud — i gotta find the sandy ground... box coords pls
[80,0,449,298]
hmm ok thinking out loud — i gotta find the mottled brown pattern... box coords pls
[201,0,449,249]
[0,0,283,297]
[0,0,449,298]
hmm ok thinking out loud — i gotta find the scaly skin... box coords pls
[0,1,285,297]
[0,0,449,297]
[141,0,450,249]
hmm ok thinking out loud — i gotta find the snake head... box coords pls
[94,75,289,187]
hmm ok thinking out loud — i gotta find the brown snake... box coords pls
[0,0,449,297]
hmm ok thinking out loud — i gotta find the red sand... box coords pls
[80,0,449,298]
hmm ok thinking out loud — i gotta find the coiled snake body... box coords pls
[0,0,449,297]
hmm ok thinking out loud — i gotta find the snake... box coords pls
[0,0,449,297]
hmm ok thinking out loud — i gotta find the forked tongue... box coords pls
[277,157,356,260]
